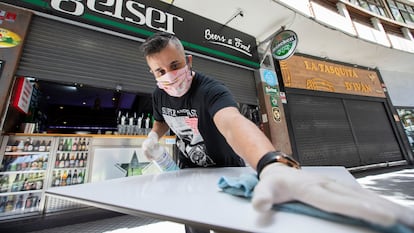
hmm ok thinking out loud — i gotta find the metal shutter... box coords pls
[345,99,403,164]
[288,93,361,167]
[17,16,154,94]
[287,91,403,167]
[17,16,257,105]
[191,56,257,105]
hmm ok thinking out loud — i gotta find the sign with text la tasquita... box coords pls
[12,77,33,114]
[3,0,260,68]
[279,55,386,98]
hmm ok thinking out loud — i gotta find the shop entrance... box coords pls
[286,90,403,167]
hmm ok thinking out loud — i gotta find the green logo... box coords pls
[271,30,298,60]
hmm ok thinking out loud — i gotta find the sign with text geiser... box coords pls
[3,0,259,68]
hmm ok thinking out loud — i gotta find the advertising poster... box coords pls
[90,147,150,183]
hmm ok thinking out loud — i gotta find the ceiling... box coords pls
[164,0,414,73]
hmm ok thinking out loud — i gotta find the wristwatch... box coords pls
[256,151,301,177]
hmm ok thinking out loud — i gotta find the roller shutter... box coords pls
[287,91,403,167]
[17,16,257,105]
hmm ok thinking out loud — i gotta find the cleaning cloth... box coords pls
[217,174,414,233]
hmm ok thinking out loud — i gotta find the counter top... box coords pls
[3,133,175,139]
[45,166,377,233]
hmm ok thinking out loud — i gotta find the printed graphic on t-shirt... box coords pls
[162,107,216,167]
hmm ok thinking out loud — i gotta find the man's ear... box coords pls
[186,55,193,69]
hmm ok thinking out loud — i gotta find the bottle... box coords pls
[11,140,19,152]
[1,175,9,193]
[72,138,78,151]
[58,139,64,151]
[58,153,65,168]
[67,138,73,151]
[15,195,24,210]
[145,114,151,129]
[64,153,70,168]
[5,195,15,212]
[77,169,84,184]
[51,171,56,187]
[137,115,143,128]
[74,153,80,167]
[11,174,20,192]
[150,144,179,172]
[38,140,46,152]
[55,153,61,168]
[33,140,40,152]
[69,153,75,168]
[17,140,24,152]
[42,156,48,170]
[46,140,52,152]
[17,174,24,191]
[35,177,43,190]
[25,193,33,209]
[72,169,78,185]
[80,138,86,151]
[23,138,30,152]
[0,196,7,213]
[60,170,68,186]
[55,170,61,187]
[5,141,12,152]
[67,170,72,185]
[79,153,84,167]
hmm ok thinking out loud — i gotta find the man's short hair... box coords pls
[141,32,184,57]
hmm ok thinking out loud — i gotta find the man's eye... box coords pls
[156,70,166,76]
[171,64,180,70]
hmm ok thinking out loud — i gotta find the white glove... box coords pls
[142,131,159,160]
[252,163,414,227]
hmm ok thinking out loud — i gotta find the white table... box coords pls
[45,166,378,233]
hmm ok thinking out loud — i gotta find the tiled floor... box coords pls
[28,215,186,233]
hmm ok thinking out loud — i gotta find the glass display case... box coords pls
[0,135,53,219]
[44,136,91,213]
[0,133,176,219]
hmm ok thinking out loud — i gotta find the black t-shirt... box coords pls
[152,72,245,168]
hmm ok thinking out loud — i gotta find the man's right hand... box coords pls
[252,163,414,227]
[142,131,159,160]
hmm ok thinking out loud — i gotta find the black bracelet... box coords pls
[256,151,301,178]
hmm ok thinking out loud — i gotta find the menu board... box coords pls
[11,77,33,114]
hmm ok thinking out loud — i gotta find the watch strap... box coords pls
[256,151,301,178]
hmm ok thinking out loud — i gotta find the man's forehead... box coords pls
[153,59,181,70]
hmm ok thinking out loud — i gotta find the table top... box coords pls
[46,166,377,233]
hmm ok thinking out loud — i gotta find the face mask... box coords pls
[156,65,193,97]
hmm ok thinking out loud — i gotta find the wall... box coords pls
[0,3,32,132]
[381,69,414,107]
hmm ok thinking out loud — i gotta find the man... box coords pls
[141,32,413,232]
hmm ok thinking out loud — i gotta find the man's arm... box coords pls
[213,106,274,169]
[214,107,414,228]
[151,120,170,139]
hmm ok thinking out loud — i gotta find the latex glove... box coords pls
[142,131,159,160]
[252,163,414,227]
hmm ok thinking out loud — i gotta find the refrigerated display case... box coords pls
[0,135,53,219]
[0,133,176,219]
[44,136,91,213]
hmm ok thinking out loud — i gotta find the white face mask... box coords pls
[156,65,193,97]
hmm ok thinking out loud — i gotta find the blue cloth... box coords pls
[217,174,414,233]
